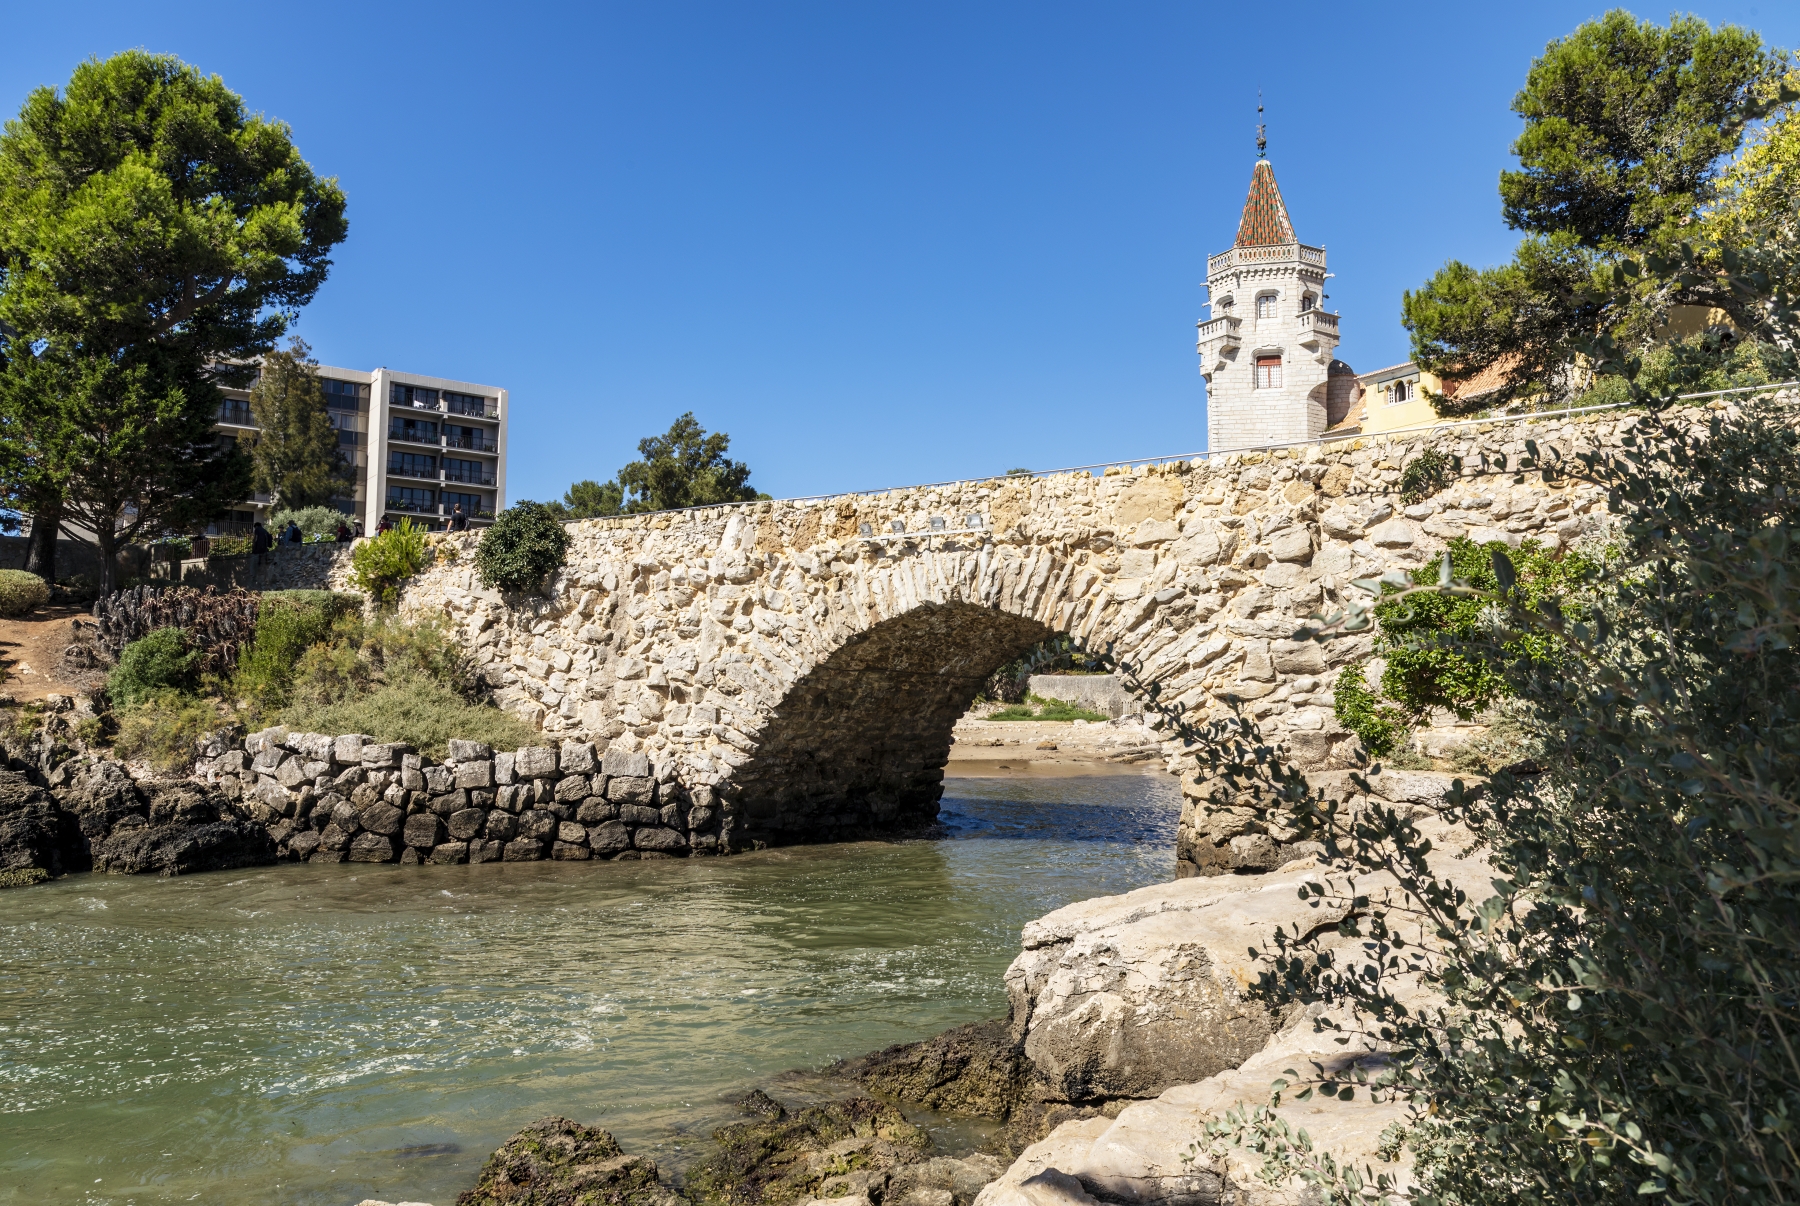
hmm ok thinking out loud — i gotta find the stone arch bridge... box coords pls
[356,409,1657,863]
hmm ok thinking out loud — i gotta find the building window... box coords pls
[386,486,436,514]
[442,490,486,517]
[1300,293,1315,312]
[391,383,440,410]
[1256,294,1277,319]
[444,391,494,418]
[321,379,366,410]
[443,456,491,486]
[389,417,439,444]
[445,424,494,452]
[388,452,437,478]
[1386,380,1412,406]
[1215,295,1234,313]
[1256,357,1282,389]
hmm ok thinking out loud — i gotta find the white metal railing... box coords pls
[563,380,1799,526]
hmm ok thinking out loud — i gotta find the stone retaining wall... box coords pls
[195,726,722,864]
[1024,674,1132,719]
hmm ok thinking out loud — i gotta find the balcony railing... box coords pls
[442,468,496,486]
[388,428,441,446]
[445,397,499,419]
[444,433,498,452]
[387,463,439,481]
[1206,242,1328,276]
[217,401,254,426]
[385,498,440,515]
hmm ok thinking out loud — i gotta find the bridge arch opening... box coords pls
[724,601,1058,845]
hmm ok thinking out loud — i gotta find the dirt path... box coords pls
[0,606,102,703]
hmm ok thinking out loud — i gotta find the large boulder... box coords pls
[0,770,87,879]
[90,781,275,876]
[685,1091,931,1206]
[456,1115,683,1206]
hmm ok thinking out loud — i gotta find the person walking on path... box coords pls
[283,520,302,545]
[335,519,353,543]
[251,521,273,580]
[448,504,468,532]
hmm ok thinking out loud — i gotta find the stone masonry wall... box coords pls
[194,727,714,864]
[225,400,1768,859]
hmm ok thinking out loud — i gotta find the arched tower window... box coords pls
[1256,356,1282,389]
[1255,294,1277,320]
[1301,293,1315,312]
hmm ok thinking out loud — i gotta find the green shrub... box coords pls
[0,569,50,618]
[351,519,429,605]
[111,689,224,770]
[281,674,534,760]
[268,505,348,542]
[234,591,361,707]
[108,629,201,708]
[1375,536,1600,720]
[1330,660,1407,758]
[1399,448,1452,505]
[475,501,570,594]
[986,694,1110,722]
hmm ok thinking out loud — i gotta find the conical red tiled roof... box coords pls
[1235,160,1296,247]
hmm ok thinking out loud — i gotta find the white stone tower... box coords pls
[1196,159,1341,450]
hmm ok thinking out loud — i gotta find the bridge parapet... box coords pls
[380,402,1751,856]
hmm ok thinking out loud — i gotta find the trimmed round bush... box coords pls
[475,502,570,595]
[109,628,201,709]
[0,570,50,618]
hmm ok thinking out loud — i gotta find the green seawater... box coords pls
[0,774,1177,1206]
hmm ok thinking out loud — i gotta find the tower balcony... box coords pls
[1195,314,1242,379]
[1206,242,1327,277]
[1295,308,1342,362]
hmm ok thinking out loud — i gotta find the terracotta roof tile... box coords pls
[1235,161,1297,247]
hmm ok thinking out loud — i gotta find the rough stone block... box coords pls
[502,838,546,862]
[455,760,494,789]
[333,764,365,791]
[1267,527,1313,562]
[429,841,469,865]
[333,734,367,764]
[252,748,288,773]
[556,821,588,844]
[360,802,405,837]
[401,763,426,791]
[290,732,335,763]
[576,798,618,825]
[484,811,518,841]
[447,808,486,841]
[660,802,687,828]
[517,809,559,840]
[558,741,598,774]
[617,803,661,826]
[606,776,655,806]
[469,839,503,864]
[448,739,493,762]
[1270,641,1328,675]
[494,751,516,785]
[554,774,591,803]
[587,820,631,855]
[348,832,396,862]
[429,789,468,817]
[552,841,592,860]
[601,750,650,779]
[515,746,558,778]
[361,742,409,768]
[404,813,446,849]
[422,765,454,794]
[633,826,688,853]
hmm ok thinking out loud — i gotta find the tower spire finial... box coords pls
[1256,91,1267,159]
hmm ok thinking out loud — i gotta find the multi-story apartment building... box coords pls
[213,364,508,534]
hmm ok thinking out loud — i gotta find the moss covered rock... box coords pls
[456,1115,684,1206]
[684,1092,929,1206]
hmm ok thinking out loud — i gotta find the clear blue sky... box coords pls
[6,2,1797,503]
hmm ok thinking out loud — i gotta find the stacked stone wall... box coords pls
[194,727,722,864]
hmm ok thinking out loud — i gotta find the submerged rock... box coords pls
[456,1115,683,1206]
[684,1092,930,1206]
[832,1020,1029,1121]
